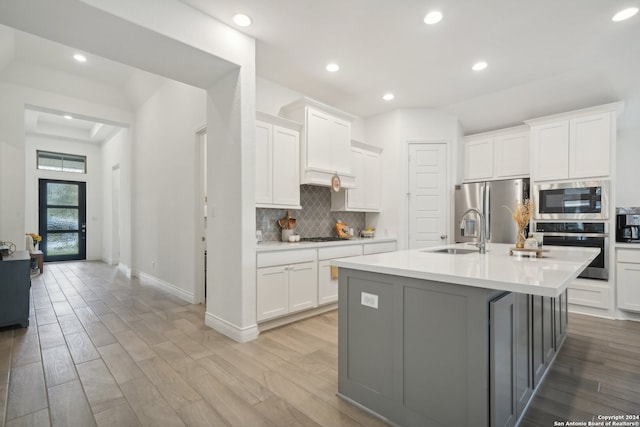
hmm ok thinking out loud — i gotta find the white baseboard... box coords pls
[132,270,195,304]
[204,312,259,343]
[117,263,132,278]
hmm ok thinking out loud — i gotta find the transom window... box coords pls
[37,151,86,174]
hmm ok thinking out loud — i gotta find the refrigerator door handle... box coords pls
[485,183,491,241]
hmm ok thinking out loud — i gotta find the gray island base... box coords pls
[333,243,599,427]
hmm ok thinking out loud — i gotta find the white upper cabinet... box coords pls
[463,126,530,182]
[569,112,611,179]
[526,103,622,182]
[255,113,302,209]
[464,137,493,181]
[331,141,382,212]
[530,121,569,181]
[281,98,356,188]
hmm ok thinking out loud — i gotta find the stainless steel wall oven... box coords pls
[535,222,608,280]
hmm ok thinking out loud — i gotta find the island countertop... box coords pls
[331,243,599,297]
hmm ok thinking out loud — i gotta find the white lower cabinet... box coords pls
[256,261,317,322]
[617,249,640,312]
[317,245,363,305]
[257,240,396,324]
[256,265,289,321]
[256,249,318,322]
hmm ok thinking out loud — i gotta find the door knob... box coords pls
[440,234,447,240]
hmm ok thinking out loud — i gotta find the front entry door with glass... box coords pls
[39,179,87,261]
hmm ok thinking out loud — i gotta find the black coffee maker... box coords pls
[616,207,640,242]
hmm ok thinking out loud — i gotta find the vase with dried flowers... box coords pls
[503,199,534,248]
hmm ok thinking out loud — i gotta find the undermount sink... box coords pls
[426,248,479,255]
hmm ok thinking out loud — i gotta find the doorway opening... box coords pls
[39,179,87,261]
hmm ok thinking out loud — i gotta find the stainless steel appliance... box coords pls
[455,178,530,244]
[534,180,609,220]
[535,222,609,280]
[616,207,640,243]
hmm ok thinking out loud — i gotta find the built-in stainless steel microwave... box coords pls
[534,180,609,220]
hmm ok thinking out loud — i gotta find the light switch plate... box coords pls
[361,292,379,309]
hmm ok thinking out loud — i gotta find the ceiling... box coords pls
[1,1,639,136]
[24,108,123,144]
[181,0,640,132]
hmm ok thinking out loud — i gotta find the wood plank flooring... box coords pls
[0,261,638,426]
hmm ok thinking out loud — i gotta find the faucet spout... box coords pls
[461,208,487,254]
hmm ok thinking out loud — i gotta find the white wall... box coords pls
[24,135,103,259]
[101,127,130,268]
[365,109,460,250]
[131,79,206,302]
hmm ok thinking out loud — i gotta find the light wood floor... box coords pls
[1,261,638,426]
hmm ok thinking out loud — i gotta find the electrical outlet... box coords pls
[361,292,379,309]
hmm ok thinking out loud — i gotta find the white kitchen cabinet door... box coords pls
[464,137,493,181]
[617,249,640,312]
[364,150,381,210]
[318,260,338,305]
[288,261,318,313]
[531,121,569,181]
[569,113,610,179]
[306,108,332,171]
[347,148,366,209]
[494,131,530,178]
[618,265,640,312]
[255,121,273,205]
[330,117,351,174]
[256,266,288,322]
[272,125,300,206]
[255,117,301,209]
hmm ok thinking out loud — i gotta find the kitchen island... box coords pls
[331,243,599,427]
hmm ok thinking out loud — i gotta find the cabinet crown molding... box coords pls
[464,124,529,139]
[351,139,383,154]
[524,101,625,126]
[256,111,302,130]
[279,97,357,122]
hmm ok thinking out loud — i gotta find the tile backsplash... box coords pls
[257,185,366,241]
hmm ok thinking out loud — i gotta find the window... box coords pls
[37,151,86,174]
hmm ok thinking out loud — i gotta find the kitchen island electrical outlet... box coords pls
[361,292,379,309]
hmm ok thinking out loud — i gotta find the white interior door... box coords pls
[408,143,448,249]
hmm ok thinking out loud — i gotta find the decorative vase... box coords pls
[516,227,526,248]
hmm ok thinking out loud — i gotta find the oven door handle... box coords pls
[541,232,609,238]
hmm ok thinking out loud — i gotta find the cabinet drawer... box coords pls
[257,249,317,268]
[617,249,640,264]
[568,282,610,309]
[363,241,397,255]
[318,245,362,260]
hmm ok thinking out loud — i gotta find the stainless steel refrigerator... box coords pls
[455,178,530,244]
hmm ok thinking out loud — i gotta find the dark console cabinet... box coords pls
[0,251,31,328]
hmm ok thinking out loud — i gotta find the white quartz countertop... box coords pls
[256,237,396,252]
[331,243,599,297]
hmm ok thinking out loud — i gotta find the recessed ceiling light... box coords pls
[612,7,638,22]
[424,11,443,25]
[382,93,395,101]
[63,115,73,120]
[472,61,488,71]
[326,63,340,72]
[233,13,252,27]
[73,54,87,63]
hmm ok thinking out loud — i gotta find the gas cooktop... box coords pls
[300,236,346,242]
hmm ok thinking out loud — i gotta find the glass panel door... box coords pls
[39,179,87,261]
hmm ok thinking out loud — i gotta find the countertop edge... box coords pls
[255,237,397,252]
[331,244,599,298]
